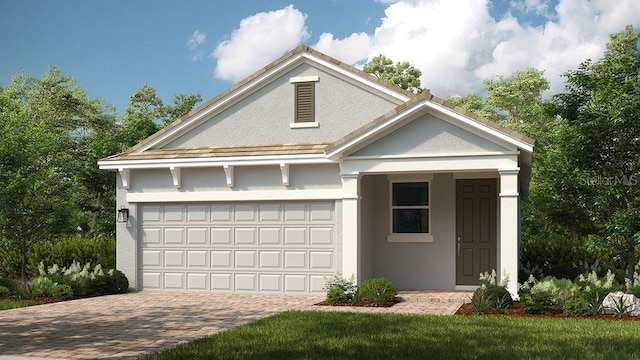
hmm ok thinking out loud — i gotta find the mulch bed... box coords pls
[455,302,640,320]
[315,297,401,307]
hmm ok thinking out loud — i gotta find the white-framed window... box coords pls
[290,76,320,129]
[387,175,432,243]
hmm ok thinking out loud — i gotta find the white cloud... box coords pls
[212,5,310,82]
[312,32,372,64]
[342,0,639,97]
[187,30,206,61]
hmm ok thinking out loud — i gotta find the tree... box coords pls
[363,55,424,93]
[484,68,550,124]
[120,85,202,147]
[445,93,508,124]
[0,68,109,279]
[553,25,640,279]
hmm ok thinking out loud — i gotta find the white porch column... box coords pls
[499,168,520,299]
[341,173,362,284]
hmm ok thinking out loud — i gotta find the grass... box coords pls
[142,310,640,360]
[0,298,44,310]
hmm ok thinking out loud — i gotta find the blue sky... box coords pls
[1,1,638,113]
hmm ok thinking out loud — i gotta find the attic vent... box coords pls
[295,82,315,123]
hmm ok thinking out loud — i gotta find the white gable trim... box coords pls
[135,52,411,153]
[98,154,332,170]
[326,99,533,160]
[424,101,534,153]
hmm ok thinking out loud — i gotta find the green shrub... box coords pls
[90,270,129,296]
[524,289,556,314]
[324,274,357,305]
[472,284,513,314]
[29,236,116,273]
[13,281,31,299]
[0,285,9,299]
[28,276,57,298]
[563,297,589,317]
[470,286,494,315]
[326,288,349,305]
[357,278,397,306]
[0,277,14,292]
[0,247,21,279]
[51,284,74,300]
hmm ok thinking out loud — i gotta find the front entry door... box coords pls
[456,179,497,285]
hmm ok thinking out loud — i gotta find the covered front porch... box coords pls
[340,165,522,298]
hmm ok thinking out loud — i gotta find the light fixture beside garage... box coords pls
[117,206,130,223]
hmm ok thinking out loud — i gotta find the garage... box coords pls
[139,201,337,293]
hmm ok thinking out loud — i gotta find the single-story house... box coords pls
[99,45,533,297]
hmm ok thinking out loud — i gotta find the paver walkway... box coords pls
[0,290,471,359]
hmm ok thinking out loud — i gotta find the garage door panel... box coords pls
[259,228,281,245]
[235,204,257,221]
[164,273,185,289]
[187,228,208,245]
[284,203,307,221]
[284,228,306,245]
[310,227,333,245]
[143,272,162,289]
[164,205,185,222]
[142,250,162,267]
[211,273,233,291]
[164,228,185,245]
[211,251,232,267]
[187,205,208,222]
[284,275,307,292]
[187,250,207,267]
[187,273,208,290]
[310,251,333,269]
[141,201,336,293]
[211,228,232,244]
[211,205,232,221]
[142,228,162,245]
[259,251,281,268]
[259,274,281,292]
[259,204,282,221]
[284,251,307,269]
[235,251,257,268]
[235,228,257,245]
[235,274,257,291]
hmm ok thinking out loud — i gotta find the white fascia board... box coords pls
[423,101,534,153]
[301,53,411,103]
[326,101,428,159]
[98,154,333,170]
[127,189,342,203]
[136,54,307,153]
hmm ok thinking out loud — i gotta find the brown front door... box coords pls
[456,179,497,285]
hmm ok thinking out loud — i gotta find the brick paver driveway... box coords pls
[0,290,470,359]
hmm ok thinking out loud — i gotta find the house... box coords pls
[98,45,533,297]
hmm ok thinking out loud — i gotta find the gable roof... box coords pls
[326,91,534,160]
[100,45,534,168]
[123,45,415,155]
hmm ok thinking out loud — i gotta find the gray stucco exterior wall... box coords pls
[116,174,138,289]
[163,63,399,149]
[352,113,515,157]
[363,173,456,289]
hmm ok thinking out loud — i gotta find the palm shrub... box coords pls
[357,278,397,306]
[575,270,620,316]
[27,276,58,298]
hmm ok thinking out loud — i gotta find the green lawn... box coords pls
[142,311,640,360]
[0,299,44,310]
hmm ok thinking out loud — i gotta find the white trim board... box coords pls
[127,189,343,203]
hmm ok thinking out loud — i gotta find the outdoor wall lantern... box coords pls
[117,207,130,223]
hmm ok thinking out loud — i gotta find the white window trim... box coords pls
[290,75,319,83]
[387,176,433,243]
[290,122,319,129]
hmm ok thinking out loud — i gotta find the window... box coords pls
[388,180,432,243]
[290,76,319,128]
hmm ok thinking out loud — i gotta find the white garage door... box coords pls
[139,201,337,293]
